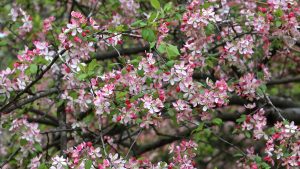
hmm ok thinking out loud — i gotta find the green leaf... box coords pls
[166,60,175,67]
[256,84,267,96]
[150,42,156,49]
[236,115,246,123]
[254,155,262,163]
[137,70,145,77]
[141,29,156,42]
[275,20,281,27]
[131,20,147,27]
[1,121,11,129]
[167,108,175,116]
[34,143,43,152]
[116,91,127,100]
[274,9,283,17]
[164,2,173,11]
[87,37,98,42]
[245,131,251,138]
[131,59,140,67]
[146,77,153,85]
[148,12,159,22]
[136,118,143,124]
[205,23,215,35]
[150,0,161,9]
[77,74,88,81]
[20,139,28,146]
[261,162,271,169]
[0,40,7,46]
[85,160,93,169]
[157,43,167,53]
[212,118,223,126]
[166,44,180,59]
[38,163,48,169]
[233,153,244,157]
[30,64,38,74]
[88,59,98,71]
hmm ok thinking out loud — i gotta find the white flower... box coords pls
[174,62,187,76]
[50,156,68,169]
[64,23,82,36]
[284,121,297,134]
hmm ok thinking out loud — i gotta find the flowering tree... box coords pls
[0,0,300,168]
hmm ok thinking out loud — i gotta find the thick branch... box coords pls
[219,108,300,124]
[229,96,300,109]
[134,128,194,156]
[28,108,58,123]
[27,118,59,127]
[57,103,67,155]
[267,75,300,85]
[1,88,59,114]
[85,44,150,63]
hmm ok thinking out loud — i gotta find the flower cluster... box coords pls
[264,121,299,167]
[10,8,32,36]
[237,73,261,101]
[47,140,199,169]
[169,140,198,169]
[242,108,267,139]
[1,0,300,168]
[65,142,101,167]
[9,118,42,155]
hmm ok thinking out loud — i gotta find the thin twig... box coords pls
[0,148,21,168]
[264,94,286,121]
[125,129,143,158]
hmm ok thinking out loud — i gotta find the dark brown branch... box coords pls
[267,75,300,85]
[41,128,80,134]
[27,118,59,127]
[1,88,59,114]
[85,44,150,63]
[57,103,67,155]
[229,96,300,109]
[134,127,195,156]
[28,108,58,123]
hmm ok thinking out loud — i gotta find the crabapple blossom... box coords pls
[50,156,68,169]
[141,95,164,114]
[1,0,300,168]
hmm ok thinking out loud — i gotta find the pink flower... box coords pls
[141,95,164,114]
[237,73,261,101]
[43,16,55,32]
[215,79,228,92]
[163,68,180,85]
[107,34,122,46]
[19,8,32,36]
[174,62,188,76]
[9,8,19,21]
[65,22,83,36]
[173,100,191,112]
[237,35,254,55]
[71,11,83,19]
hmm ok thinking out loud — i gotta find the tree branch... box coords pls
[1,88,59,114]
[134,127,195,156]
[85,44,150,63]
[0,49,66,114]
[57,103,67,155]
[0,148,21,168]
[267,75,300,85]
[27,118,59,126]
